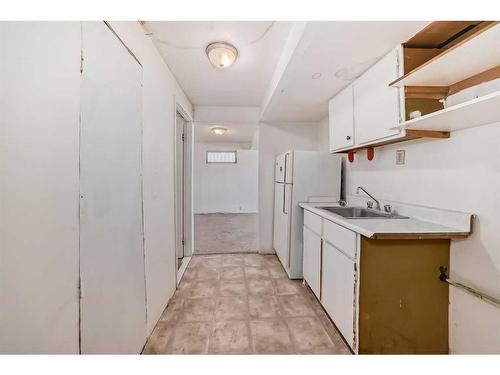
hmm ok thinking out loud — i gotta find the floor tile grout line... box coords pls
[145,253,349,354]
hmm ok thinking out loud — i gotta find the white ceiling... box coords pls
[194,123,257,143]
[261,21,429,122]
[144,21,292,106]
[145,21,430,123]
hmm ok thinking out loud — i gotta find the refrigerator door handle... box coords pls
[282,184,287,214]
[282,152,288,214]
[284,152,288,183]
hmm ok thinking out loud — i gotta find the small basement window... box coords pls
[206,151,237,164]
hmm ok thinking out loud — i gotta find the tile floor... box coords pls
[194,213,259,254]
[143,253,351,354]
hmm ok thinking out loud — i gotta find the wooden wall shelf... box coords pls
[338,130,450,155]
[390,22,500,96]
[392,91,500,132]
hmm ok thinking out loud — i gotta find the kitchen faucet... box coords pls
[356,186,381,211]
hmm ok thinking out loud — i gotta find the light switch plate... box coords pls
[396,150,405,165]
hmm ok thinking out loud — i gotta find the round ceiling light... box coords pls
[206,42,238,69]
[211,126,227,135]
[312,72,322,79]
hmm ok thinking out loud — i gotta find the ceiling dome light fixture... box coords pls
[211,126,227,135]
[206,42,238,69]
[312,72,322,79]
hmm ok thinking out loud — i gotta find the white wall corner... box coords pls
[259,21,308,118]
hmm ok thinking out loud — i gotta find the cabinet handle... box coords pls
[346,135,351,140]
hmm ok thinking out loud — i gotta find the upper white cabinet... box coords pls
[353,47,403,145]
[329,84,355,151]
[328,47,405,151]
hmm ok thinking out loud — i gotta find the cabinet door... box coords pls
[321,242,356,349]
[303,226,322,299]
[353,47,403,145]
[329,84,355,151]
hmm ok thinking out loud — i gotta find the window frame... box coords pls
[205,150,238,164]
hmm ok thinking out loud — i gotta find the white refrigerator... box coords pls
[273,151,342,279]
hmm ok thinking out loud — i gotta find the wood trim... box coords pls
[448,65,500,96]
[403,48,444,74]
[404,65,500,99]
[390,21,499,87]
[404,21,483,48]
[371,232,469,240]
[405,129,450,139]
[405,86,450,99]
[444,21,498,49]
[336,130,450,153]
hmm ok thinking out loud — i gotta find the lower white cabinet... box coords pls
[321,242,356,348]
[302,226,322,299]
[303,208,451,353]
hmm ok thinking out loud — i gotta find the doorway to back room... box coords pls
[193,123,259,254]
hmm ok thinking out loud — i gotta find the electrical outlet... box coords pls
[396,150,405,165]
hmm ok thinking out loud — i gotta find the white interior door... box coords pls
[80,22,146,354]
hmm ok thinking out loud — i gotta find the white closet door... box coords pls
[80,22,146,354]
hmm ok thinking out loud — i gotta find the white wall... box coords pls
[0,21,193,353]
[320,111,500,352]
[343,124,500,354]
[317,116,330,152]
[194,105,260,123]
[258,122,320,253]
[194,142,258,214]
[0,22,81,353]
[107,21,193,336]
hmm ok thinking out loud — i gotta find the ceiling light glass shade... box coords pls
[211,127,227,135]
[206,42,238,69]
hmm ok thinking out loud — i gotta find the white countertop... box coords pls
[299,202,472,239]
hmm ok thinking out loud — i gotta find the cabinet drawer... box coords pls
[323,219,356,258]
[304,210,322,235]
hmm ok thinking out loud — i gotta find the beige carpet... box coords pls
[194,213,258,254]
[143,253,350,354]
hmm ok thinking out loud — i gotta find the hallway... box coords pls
[194,214,259,254]
[143,253,350,354]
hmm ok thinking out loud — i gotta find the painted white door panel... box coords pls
[80,22,146,354]
[302,226,321,299]
[354,47,402,145]
[329,84,355,151]
[322,242,356,349]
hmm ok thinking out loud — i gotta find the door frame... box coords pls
[174,101,193,285]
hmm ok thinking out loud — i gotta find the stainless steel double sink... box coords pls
[319,206,408,219]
